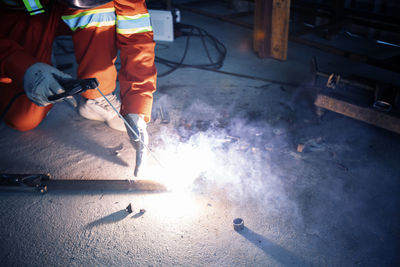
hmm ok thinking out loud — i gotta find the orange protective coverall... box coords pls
[0,0,157,131]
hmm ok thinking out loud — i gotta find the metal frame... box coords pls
[174,0,400,72]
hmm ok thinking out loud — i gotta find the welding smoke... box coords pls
[145,95,300,218]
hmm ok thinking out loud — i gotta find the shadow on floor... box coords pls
[131,212,144,219]
[37,127,129,167]
[86,209,129,229]
[238,227,312,267]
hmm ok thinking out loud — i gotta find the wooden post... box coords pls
[270,0,291,60]
[254,0,291,60]
[254,0,272,58]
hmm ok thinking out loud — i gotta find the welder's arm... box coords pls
[124,113,148,177]
[114,0,156,176]
[114,0,157,122]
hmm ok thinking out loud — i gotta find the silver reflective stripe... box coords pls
[62,8,116,31]
[116,13,153,34]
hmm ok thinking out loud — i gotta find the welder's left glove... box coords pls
[124,113,148,177]
[23,63,76,107]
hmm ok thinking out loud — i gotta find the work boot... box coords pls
[78,94,126,132]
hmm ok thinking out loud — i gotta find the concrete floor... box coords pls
[1,3,400,267]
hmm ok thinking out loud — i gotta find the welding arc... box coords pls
[95,87,165,169]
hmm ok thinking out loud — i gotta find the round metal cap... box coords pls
[233,218,244,231]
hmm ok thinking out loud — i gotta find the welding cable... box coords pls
[155,24,300,87]
[155,23,227,77]
[156,24,195,77]
[159,23,227,68]
[179,23,226,69]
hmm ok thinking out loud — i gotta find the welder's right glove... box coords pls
[23,62,75,107]
[124,113,149,177]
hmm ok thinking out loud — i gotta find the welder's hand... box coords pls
[23,62,76,107]
[124,113,148,177]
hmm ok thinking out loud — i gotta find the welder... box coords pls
[0,0,157,176]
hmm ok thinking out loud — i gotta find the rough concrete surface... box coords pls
[1,3,400,267]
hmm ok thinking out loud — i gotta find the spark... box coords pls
[144,134,216,192]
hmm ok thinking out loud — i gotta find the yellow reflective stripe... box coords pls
[30,9,44,15]
[116,26,153,34]
[116,13,152,34]
[117,13,150,21]
[22,0,33,11]
[62,8,116,31]
[79,20,116,30]
[61,8,115,20]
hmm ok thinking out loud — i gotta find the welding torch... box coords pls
[50,77,151,177]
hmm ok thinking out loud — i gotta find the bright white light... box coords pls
[144,133,216,192]
[149,191,202,219]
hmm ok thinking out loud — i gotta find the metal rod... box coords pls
[96,87,165,169]
[45,179,167,192]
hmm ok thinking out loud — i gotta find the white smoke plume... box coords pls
[144,94,300,218]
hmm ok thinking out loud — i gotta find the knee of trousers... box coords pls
[4,96,52,132]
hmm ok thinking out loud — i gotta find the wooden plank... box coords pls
[314,94,400,134]
[270,0,291,60]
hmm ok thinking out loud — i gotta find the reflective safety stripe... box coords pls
[116,13,153,34]
[62,8,116,31]
[22,0,45,15]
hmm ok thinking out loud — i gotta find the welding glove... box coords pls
[124,113,149,177]
[23,62,76,107]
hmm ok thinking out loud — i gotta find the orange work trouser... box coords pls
[0,2,117,131]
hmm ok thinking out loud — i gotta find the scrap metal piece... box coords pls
[374,86,398,112]
[126,203,133,213]
[297,144,305,153]
[326,73,341,89]
[159,106,170,124]
[233,218,244,231]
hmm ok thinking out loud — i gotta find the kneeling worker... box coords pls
[0,0,157,176]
